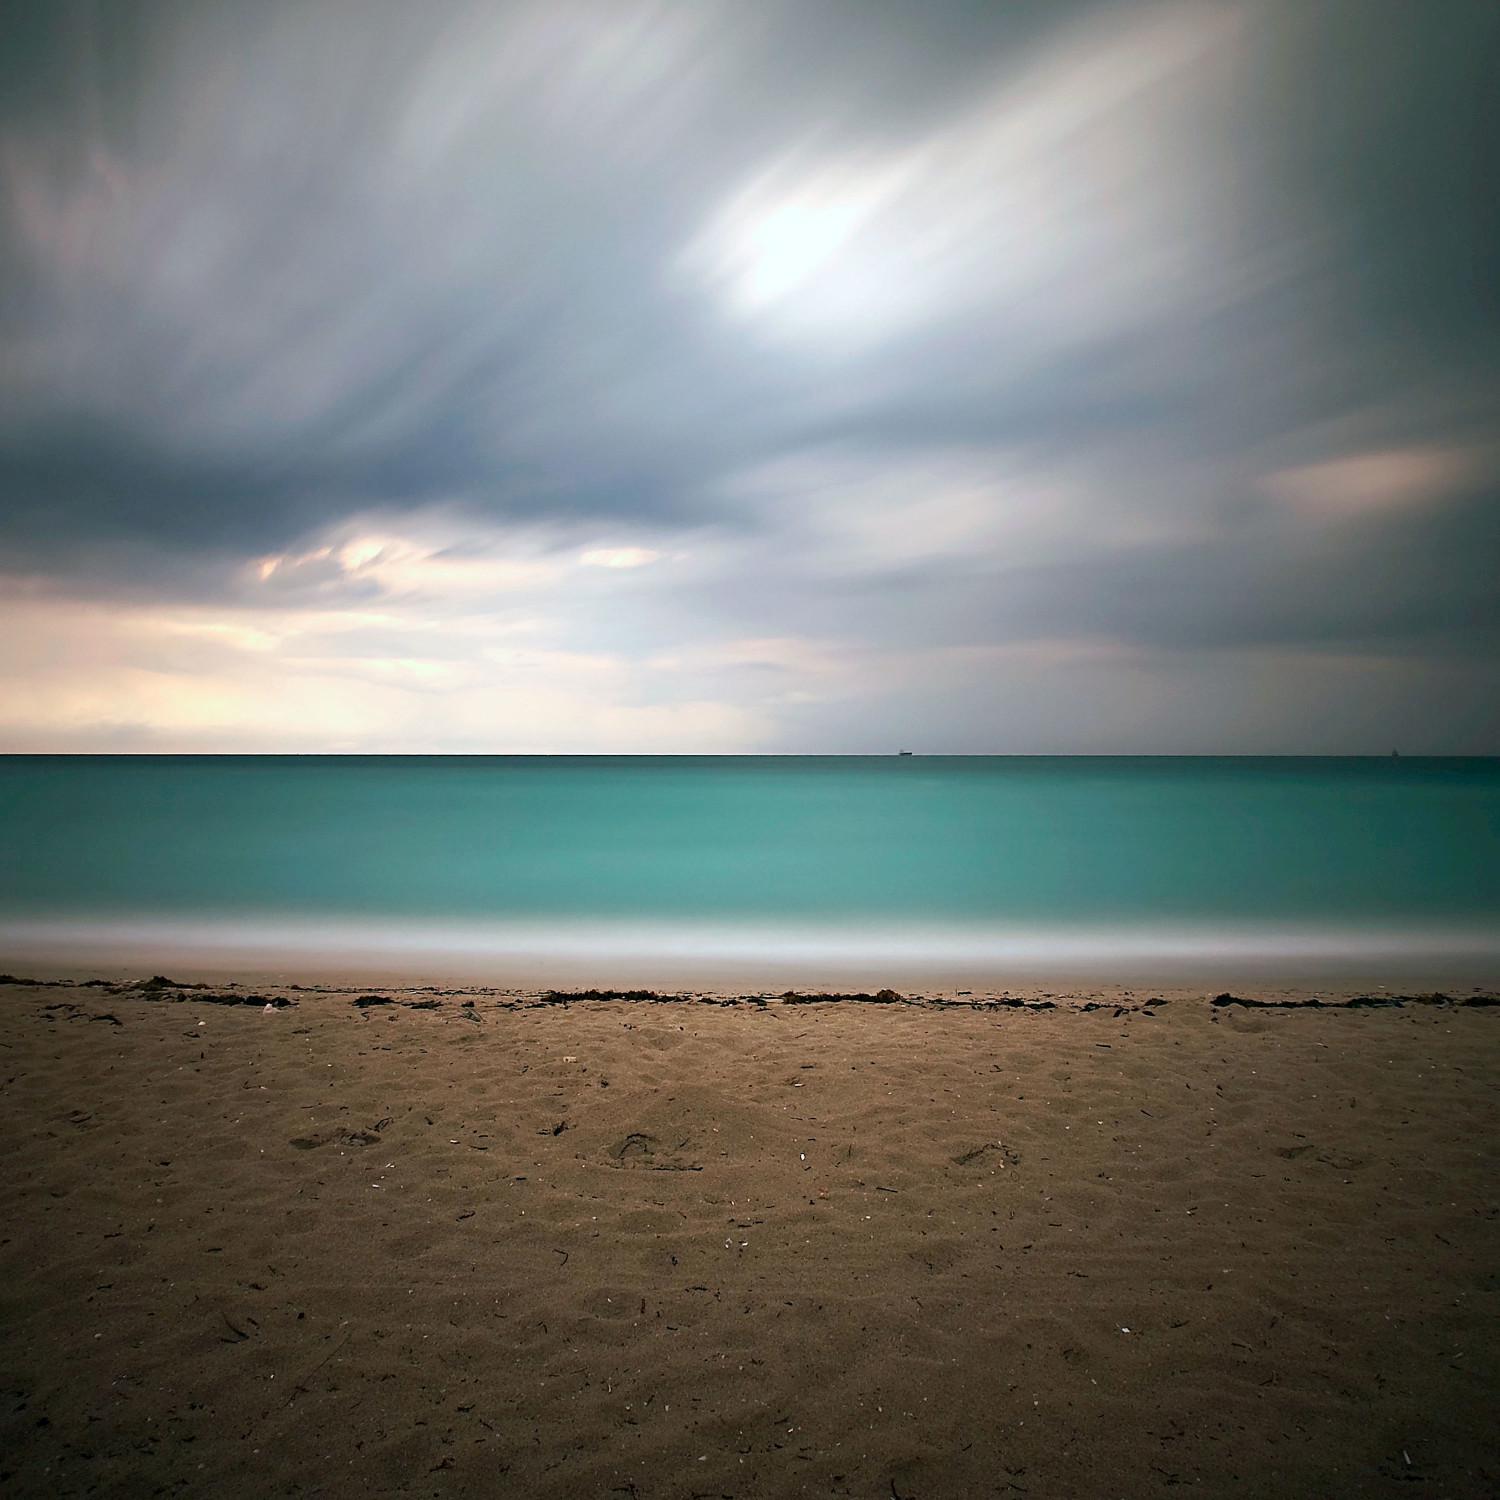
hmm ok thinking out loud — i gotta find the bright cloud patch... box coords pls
[579,547,663,569]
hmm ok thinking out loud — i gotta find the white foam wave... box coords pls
[3,912,1498,985]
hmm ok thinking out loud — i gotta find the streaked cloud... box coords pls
[1260,447,1483,520]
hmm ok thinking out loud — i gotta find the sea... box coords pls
[1,755,1497,984]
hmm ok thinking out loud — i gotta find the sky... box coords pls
[1,0,1497,754]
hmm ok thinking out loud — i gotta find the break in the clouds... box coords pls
[2,0,1497,752]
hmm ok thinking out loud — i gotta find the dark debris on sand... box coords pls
[2,975,293,1007]
[539,989,687,1005]
[1213,992,1500,1010]
[181,992,294,1008]
[780,989,913,1005]
[4,975,1494,1014]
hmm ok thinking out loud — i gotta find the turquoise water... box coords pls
[1,756,1497,975]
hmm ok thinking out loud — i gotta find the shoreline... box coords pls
[6,931,1500,999]
[4,968,1500,1012]
[8,911,1500,995]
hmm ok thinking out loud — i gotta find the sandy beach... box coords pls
[1,974,1496,1498]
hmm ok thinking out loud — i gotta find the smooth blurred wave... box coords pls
[2,914,1498,987]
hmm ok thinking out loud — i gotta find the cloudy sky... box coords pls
[2,0,1497,753]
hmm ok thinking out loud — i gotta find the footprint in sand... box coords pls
[290,1118,392,1150]
[608,1132,702,1172]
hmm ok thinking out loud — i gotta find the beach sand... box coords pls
[1,975,1495,1498]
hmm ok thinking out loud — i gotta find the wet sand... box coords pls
[1,974,1496,1498]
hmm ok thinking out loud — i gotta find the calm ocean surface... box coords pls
[2,756,1498,978]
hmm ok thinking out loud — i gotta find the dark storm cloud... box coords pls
[903,492,1500,655]
[1,0,1497,749]
[1261,3,1500,355]
[0,0,1076,556]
